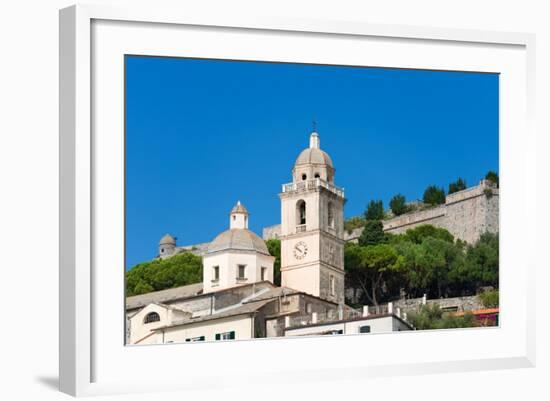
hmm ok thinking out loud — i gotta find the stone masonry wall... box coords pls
[393,295,485,314]
[262,224,282,240]
[345,180,499,244]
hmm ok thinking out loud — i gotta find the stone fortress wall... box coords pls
[263,179,499,245]
[177,242,210,256]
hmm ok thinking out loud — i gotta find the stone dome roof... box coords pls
[294,132,333,168]
[159,234,176,245]
[295,147,334,167]
[207,229,270,255]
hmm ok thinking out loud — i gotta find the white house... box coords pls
[284,314,413,337]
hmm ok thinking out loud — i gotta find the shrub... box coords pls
[485,171,499,187]
[479,290,499,308]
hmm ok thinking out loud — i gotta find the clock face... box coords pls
[293,241,308,260]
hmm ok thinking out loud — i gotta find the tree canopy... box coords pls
[423,185,446,205]
[358,220,386,246]
[448,177,467,194]
[389,194,408,216]
[345,224,499,305]
[266,239,281,286]
[126,252,203,296]
[345,243,403,306]
[364,200,385,221]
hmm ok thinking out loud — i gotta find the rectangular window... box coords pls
[212,266,219,281]
[261,267,267,281]
[238,265,246,279]
[186,336,205,342]
[215,331,235,341]
[359,325,371,334]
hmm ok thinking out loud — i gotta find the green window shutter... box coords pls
[215,333,221,341]
[229,331,235,340]
[199,336,205,341]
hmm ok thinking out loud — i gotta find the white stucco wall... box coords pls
[129,303,189,344]
[160,315,253,343]
[284,315,410,337]
[281,263,320,296]
[203,251,274,294]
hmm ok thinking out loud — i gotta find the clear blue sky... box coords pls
[125,55,499,270]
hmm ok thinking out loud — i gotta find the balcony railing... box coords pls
[296,224,307,233]
[282,178,345,198]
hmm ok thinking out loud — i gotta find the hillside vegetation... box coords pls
[126,252,203,296]
[345,224,498,306]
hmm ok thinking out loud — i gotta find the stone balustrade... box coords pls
[282,178,345,198]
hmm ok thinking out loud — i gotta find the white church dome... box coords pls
[207,229,270,255]
[294,132,333,167]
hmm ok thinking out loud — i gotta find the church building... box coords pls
[125,131,411,345]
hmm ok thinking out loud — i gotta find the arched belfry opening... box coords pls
[296,200,306,226]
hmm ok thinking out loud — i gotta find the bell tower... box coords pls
[279,131,346,304]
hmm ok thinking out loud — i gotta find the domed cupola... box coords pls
[203,201,275,293]
[293,131,335,183]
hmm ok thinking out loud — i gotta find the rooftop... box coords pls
[126,282,204,310]
[207,228,270,255]
[230,200,249,215]
[153,298,276,330]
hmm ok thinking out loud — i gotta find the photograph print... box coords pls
[124,56,499,345]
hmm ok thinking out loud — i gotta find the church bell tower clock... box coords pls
[279,131,346,305]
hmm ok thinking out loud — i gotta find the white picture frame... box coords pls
[59,4,536,397]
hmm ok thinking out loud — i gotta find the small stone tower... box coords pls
[159,234,176,259]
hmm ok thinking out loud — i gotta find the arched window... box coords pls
[314,173,320,179]
[296,200,306,226]
[144,312,160,324]
[328,202,334,228]
[301,173,307,181]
